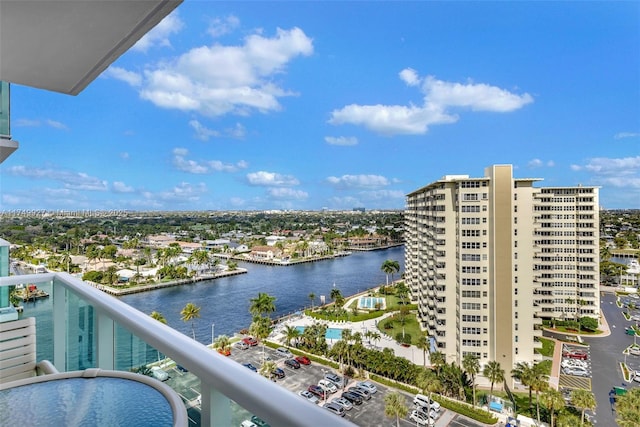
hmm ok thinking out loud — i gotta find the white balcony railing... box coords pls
[0,272,353,427]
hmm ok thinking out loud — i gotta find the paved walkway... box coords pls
[270,291,430,367]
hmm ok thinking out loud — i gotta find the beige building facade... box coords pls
[405,165,600,382]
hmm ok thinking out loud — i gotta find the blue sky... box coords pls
[2,1,639,211]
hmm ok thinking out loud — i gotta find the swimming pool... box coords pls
[295,326,343,340]
[358,296,386,310]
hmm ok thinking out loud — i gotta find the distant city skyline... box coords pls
[2,2,638,211]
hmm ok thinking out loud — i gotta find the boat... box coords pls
[15,284,50,301]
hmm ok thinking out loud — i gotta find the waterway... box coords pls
[120,246,405,345]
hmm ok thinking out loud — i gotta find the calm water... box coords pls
[120,247,405,345]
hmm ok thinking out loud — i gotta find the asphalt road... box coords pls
[583,292,640,426]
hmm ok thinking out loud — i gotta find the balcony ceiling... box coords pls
[0,0,182,95]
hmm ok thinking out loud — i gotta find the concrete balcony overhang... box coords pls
[0,0,182,95]
[0,138,18,164]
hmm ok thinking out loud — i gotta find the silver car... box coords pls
[331,397,353,410]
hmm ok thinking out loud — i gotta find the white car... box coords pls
[331,397,353,410]
[299,390,319,404]
[150,366,169,381]
[356,380,378,394]
[276,347,293,358]
[414,394,441,411]
[240,421,258,427]
[410,410,435,426]
[629,346,640,356]
[318,379,338,394]
[634,371,640,383]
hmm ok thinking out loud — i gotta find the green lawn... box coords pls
[378,313,422,345]
[535,337,555,357]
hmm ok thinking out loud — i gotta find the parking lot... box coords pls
[558,343,592,391]
[229,343,448,426]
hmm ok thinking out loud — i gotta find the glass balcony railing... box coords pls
[0,81,9,138]
[1,272,353,427]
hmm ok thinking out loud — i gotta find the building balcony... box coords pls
[0,273,351,427]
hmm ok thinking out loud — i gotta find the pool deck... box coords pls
[270,294,429,367]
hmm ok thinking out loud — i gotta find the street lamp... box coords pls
[211,323,215,347]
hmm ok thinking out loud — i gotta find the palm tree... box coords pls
[381,259,400,286]
[283,324,300,347]
[429,350,446,374]
[616,387,640,427]
[416,369,442,415]
[180,302,201,340]
[250,315,272,363]
[249,292,276,318]
[384,391,408,427]
[530,367,549,423]
[213,335,231,355]
[259,360,277,381]
[59,251,72,272]
[308,292,315,309]
[512,361,547,411]
[463,353,480,406]
[150,311,167,324]
[540,388,565,427]
[416,333,430,368]
[482,360,505,399]
[395,281,409,305]
[570,389,596,427]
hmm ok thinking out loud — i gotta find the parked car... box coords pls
[240,421,258,427]
[634,371,640,383]
[175,364,188,372]
[272,367,285,379]
[243,363,258,372]
[235,341,249,350]
[323,402,346,417]
[629,346,640,356]
[284,359,301,369]
[242,337,258,346]
[410,409,435,426]
[276,347,293,358]
[318,379,338,394]
[299,390,319,404]
[413,394,441,411]
[324,373,344,388]
[356,381,378,394]
[308,385,326,400]
[151,366,169,381]
[295,356,311,365]
[416,405,440,419]
[331,397,353,411]
[341,391,363,405]
[250,415,270,427]
[562,350,588,360]
[563,368,589,377]
[347,387,371,401]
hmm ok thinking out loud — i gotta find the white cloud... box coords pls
[142,182,208,204]
[5,165,108,191]
[614,132,640,139]
[207,15,240,38]
[267,187,309,200]
[326,174,390,189]
[189,120,246,141]
[133,12,184,52]
[172,148,248,174]
[135,27,313,117]
[105,66,142,86]
[112,181,135,193]
[45,119,68,130]
[528,158,555,168]
[120,152,130,160]
[189,120,220,141]
[329,70,533,136]
[358,190,406,200]
[247,171,299,186]
[325,136,358,146]
[571,156,640,190]
[13,118,68,129]
[399,68,420,86]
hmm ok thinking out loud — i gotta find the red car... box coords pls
[563,350,588,360]
[308,385,326,400]
[242,337,258,346]
[295,356,311,365]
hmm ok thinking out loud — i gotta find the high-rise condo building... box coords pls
[404,165,600,382]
